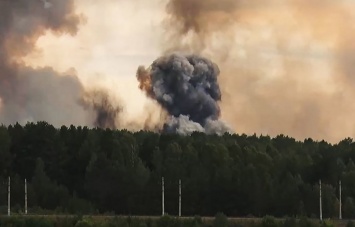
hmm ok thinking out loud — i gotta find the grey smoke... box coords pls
[0,0,120,128]
[42,0,53,9]
[80,90,122,129]
[137,53,232,135]
[0,67,93,126]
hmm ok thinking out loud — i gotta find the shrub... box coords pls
[107,217,129,227]
[347,221,355,227]
[156,215,180,227]
[130,218,147,227]
[321,220,334,227]
[213,213,228,227]
[298,217,318,227]
[282,217,297,227]
[261,216,278,227]
[75,218,94,227]
[182,216,203,227]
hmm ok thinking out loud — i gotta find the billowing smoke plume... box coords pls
[161,0,355,142]
[0,0,120,128]
[137,53,232,135]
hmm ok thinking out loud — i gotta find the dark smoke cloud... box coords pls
[137,53,232,135]
[0,0,120,128]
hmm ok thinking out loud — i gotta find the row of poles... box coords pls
[161,177,182,217]
[319,180,342,221]
[161,178,344,219]
[162,178,343,219]
[5,177,28,216]
[3,176,344,219]
[5,176,179,217]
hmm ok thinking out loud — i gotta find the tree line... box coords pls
[1,121,355,218]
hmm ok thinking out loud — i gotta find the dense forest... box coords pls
[1,122,355,218]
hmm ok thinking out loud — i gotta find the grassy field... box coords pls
[0,214,353,227]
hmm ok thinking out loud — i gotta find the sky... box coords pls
[14,0,355,143]
[24,0,166,121]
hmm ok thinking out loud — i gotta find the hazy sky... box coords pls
[24,0,166,121]
[19,0,355,142]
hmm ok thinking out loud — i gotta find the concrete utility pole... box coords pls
[8,176,10,216]
[162,177,165,216]
[179,179,181,217]
[25,179,28,215]
[339,180,342,220]
[319,180,322,221]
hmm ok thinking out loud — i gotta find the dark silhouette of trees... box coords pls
[0,121,354,218]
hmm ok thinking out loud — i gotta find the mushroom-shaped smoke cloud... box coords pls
[137,53,233,135]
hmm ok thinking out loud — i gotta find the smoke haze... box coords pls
[0,0,121,128]
[20,0,164,131]
[2,0,355,142]
[80,89,122,129]
[163,0,355,142]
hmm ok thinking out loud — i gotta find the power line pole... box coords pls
[162,177,165,216]
[8,176,10,216]
[339,180,342,220]
[179,179,181,217]
[25,179,28,215]
[319,180,323,221]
